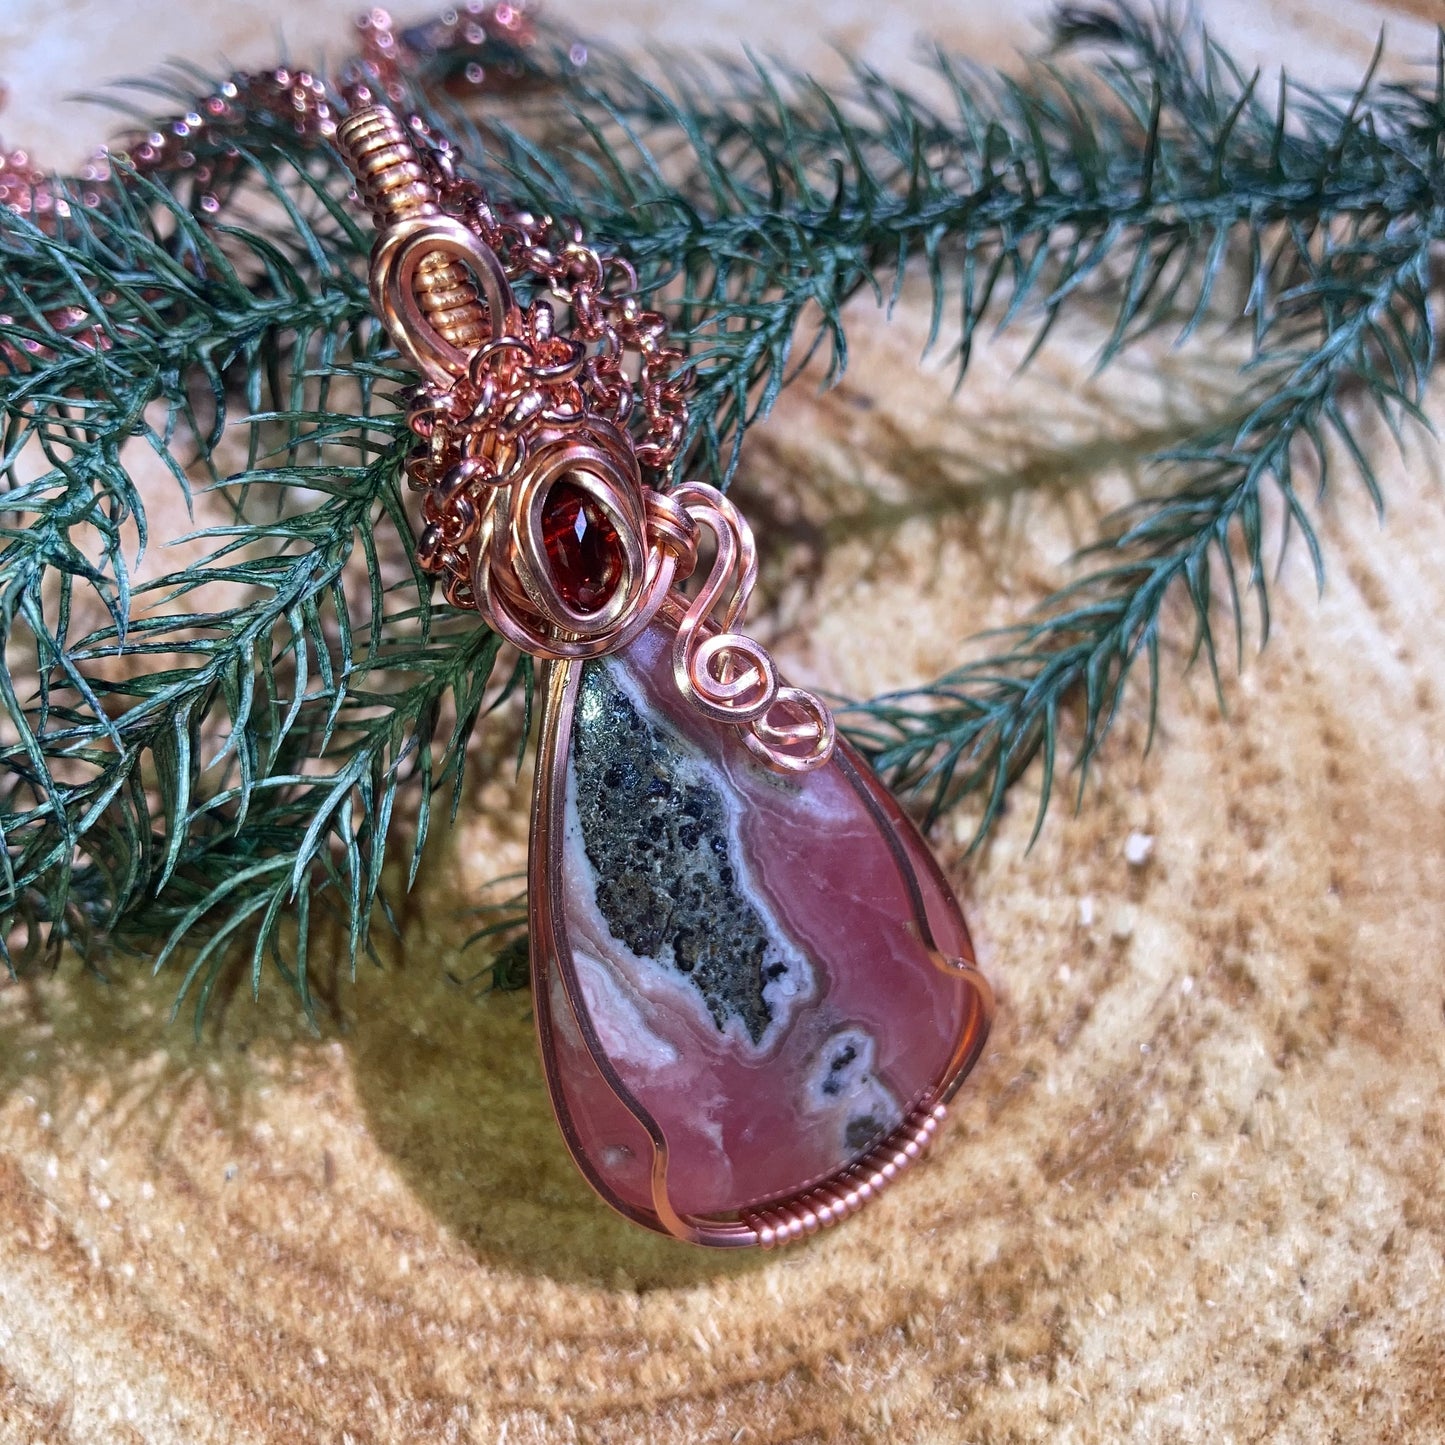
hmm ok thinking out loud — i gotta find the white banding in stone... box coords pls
[564,656,817,1054]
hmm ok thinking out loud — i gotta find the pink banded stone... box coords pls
[530,612,991,1239]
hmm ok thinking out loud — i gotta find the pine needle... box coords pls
[2,2,1439,1005]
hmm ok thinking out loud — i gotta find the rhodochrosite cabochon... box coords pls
[530,607,994,1247]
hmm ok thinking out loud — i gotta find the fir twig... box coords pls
[1,3,1440,1006]
[840,10,1440,831]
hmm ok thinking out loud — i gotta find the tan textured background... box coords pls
[3,1,1445,1442]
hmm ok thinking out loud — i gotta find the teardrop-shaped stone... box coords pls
[530,611,991,1242]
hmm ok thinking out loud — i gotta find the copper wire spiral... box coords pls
[739,1102,948,1248]
[335,106,491,354]
[336,97,836,773]
[670,483,835,772]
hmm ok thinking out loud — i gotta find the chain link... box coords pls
[441,168,694,476]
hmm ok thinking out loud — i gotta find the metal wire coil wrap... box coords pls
[740,1103,948,1248]
[337,100,836,772]
[336,107,492,356]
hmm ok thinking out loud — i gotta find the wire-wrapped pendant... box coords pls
[338,104,993,1246]
[533,607,992,1246]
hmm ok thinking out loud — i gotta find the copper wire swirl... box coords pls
[337,100,836,774]
[669,482,836,772]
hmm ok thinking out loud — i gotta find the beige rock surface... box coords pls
[3,2,1445,1442]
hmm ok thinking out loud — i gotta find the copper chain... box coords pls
[4,5,691,569]
[3,2,836,772]
[396,149,695,604]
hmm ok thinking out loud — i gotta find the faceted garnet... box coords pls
[541,479,624,613]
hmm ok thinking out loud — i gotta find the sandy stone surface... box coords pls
[3,2,1444,1442]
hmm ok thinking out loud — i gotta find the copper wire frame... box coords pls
[471,424,681,661]
[528,598,996,1248]
[345,99,994,1245]
[359,111,836,771]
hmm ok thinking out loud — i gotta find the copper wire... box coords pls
[740,1102,949,1248]
[329,69,836,769]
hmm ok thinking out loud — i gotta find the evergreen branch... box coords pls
[849,229,1436,833]
[1,2,1441,1008]
[466,5,1445,479]
[0,157,429,980]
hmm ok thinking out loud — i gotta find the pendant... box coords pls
[531,604,992,1247]
[336,104,994,1247]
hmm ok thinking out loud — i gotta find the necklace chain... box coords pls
[1,2,835,773]
[3,4,690,592]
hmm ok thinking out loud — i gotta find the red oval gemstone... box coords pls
[541,479,624,613]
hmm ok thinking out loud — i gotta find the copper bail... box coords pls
[335,106,491,355]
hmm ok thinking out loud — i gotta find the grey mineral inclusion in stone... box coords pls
[570,660,790,1045]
